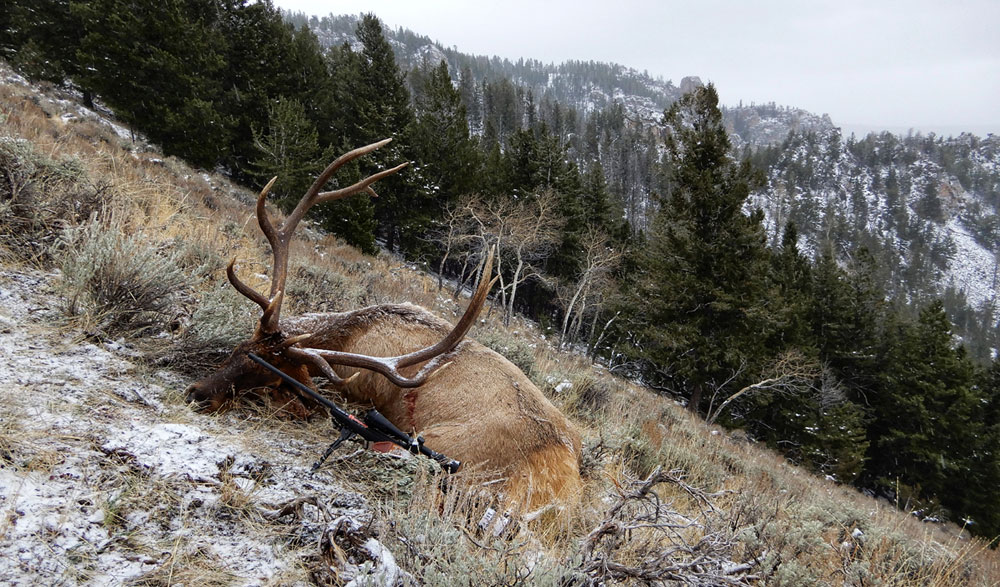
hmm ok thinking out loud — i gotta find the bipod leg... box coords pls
[312,428,355,472]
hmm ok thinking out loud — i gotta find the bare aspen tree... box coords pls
[558,228,622,349]
[443,191,561,326]
[427,198,476,291]
[496,190,561,327]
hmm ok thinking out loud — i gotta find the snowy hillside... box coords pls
[748,128,999,355]
[296,13,820,149]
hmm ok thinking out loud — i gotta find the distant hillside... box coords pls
[749,129,1000,358]
[289,11,998,358]
[287,12,831,148]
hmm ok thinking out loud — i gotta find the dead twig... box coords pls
[577,466,756,586]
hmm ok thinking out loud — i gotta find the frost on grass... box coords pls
[0,267,379,585]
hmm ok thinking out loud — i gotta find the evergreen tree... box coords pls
[505,128,540,195]
[733,232,871,483]
[353,13,418,253]
[866,301,978,512]
[6,0,88,103]
[249,98,325,210]
[409,60,480,260]
[312,41,381,253]
[215,0,310,176]
[960,359,1000,540]
[767,222,813,351]
[457,65,481,133]
[287,24,338,141]
[581,162,619,236]
[73,0,228,167]
[410,61,479,210]
[622,84,768,414]
[323,42,364,144]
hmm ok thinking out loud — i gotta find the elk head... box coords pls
[184,139,494,413]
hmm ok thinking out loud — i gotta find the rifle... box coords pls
[248,352,461,474]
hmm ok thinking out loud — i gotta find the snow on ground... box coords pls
[944,218,998,310]
[0,266,399,585]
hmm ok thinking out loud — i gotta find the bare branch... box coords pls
[707,351,823,425]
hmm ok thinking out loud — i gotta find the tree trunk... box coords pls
[437,248,450,291]
[589,311,619,361]
[689,384,704,415]
[561,276,589,347]
[506,258,525,327]
[453,255,472,299]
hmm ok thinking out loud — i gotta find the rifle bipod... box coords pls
[313,427,355,472]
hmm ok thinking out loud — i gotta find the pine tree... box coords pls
[73,0,228,167]
[866,301,978,511]
[959,359,1000,540]
[767,221,813,350]
[249,98,324,210]
[6,0,87,102]
[505,129,540,195]
[287,24,337,141]
[353,13,418,253]
[409,60,481,260]
[410,61,479,209]
[624,84,768,414]
[216,0,311,176]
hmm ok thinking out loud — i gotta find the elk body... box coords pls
[185,140,582,509]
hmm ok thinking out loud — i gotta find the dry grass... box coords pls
[2,63,999,585]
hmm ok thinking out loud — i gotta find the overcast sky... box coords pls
[273,0,999,136]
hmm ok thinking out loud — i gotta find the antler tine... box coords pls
[315,161,410,205]
[292,247,497,388]
[283,138,396,237]
[226,257,270,311]
[225,176,279,316]
[396,245,496,368]
[255,177,281,255]
[250,139,403,332]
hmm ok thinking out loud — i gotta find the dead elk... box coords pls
[184,140,582,509]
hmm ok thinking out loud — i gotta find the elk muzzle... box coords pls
[183,341,284,412]
[184,379,231,412]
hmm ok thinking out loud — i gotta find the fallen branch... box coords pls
[577,467,755,586]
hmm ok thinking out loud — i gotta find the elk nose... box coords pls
[185,383,206,404]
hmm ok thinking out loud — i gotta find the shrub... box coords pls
[0,135,99,260]
[286,263,364,315]
[475,327,537,380]
[564,374,617,419]
[375,499,570,585]
[173,236,227,281]
[167,282,257,373]
[59,217,189,337]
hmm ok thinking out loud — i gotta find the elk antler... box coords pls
[228,139,408,334]
[287,247,498,388]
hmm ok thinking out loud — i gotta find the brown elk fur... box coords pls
[283,306,583,508]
